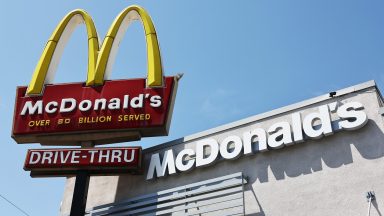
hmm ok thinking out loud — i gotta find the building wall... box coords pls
[60,81,384,216]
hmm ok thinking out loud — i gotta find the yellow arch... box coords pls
[27,5,163,95]
[89,5,163,87]
[26,9,99,95]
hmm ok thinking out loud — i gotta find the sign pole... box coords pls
[70,171,89,216]
[12,6,177,216]
[70,142,93,216]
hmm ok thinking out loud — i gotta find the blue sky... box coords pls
[1,0,384,215]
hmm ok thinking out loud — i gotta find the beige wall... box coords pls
[60,81,384,216]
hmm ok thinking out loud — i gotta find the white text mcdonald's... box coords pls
[12,5,179,146]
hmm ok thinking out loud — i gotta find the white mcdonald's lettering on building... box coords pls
[147,101,368,180]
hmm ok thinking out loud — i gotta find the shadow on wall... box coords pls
[244,119,384,215]
[372,199,383,216]
[247,188,265,216]
[112,119,384,213]
[241,119,384,184]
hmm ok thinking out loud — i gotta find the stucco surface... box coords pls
[60,83,384,216]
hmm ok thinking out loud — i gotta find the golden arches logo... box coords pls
[27,5,163,95]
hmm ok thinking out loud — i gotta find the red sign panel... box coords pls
[24,147,142,177]
[12,77,177,145]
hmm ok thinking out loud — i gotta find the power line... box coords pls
[0,193,31,216]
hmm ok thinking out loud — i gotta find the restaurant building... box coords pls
[60,80,384,216]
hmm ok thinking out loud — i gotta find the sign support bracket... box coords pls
[70,141,94,216]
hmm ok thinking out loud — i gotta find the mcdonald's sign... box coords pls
[12,6,179,146]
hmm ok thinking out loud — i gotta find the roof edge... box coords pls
[144,80,378,153]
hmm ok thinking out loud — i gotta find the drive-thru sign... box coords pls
[24,147,142,176]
